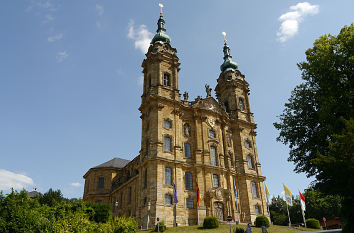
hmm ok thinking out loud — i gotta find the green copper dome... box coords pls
[151,14,171,44]
[220,42,238,73]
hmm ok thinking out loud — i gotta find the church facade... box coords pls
[83,10,269,228]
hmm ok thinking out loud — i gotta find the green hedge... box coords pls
[154,221,167,232]
[203,217,219,229]
[235,227,245,233]
[306,218,321,229]
[255,215,270,228]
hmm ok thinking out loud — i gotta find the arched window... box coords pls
[247,155,254,169]
[210,146,218,166]
[252,181,259,198]
[254,205,261,215]
[239,97,245,111]
[163,73,171,86]
[164,119,172,129]
[224,101,230,112]
[146,140,149,155]
[245,139,251,149]
[144,168,147,188]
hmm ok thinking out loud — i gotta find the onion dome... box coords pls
[220,42,238,73]
[151,13,171,44]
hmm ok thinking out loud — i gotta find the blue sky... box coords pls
[0,0,353,199]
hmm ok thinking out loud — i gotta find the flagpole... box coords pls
[266,196,271,224]
[301,209,306,228]
[197,203,199,225]
[286,201,291,227]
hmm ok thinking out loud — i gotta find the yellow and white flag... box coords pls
[283,184,293,206]
[265,183,271,203]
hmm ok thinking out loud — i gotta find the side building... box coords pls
[83,10,269,227]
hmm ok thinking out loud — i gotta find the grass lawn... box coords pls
[137,224,319,233]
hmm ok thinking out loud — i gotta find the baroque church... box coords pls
[83,9,269,227]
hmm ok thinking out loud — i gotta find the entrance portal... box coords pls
[214,202,224,221]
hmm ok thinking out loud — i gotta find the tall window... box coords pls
[255,205,261,215]
[186,198,194,209]
[252,182,259,198]
[247,155,254,169]
[98,177,104,189]
[144,169,148,188]
[185,172,193,190]
[165,167,172,186]
[245,139,251,149]
[210,146,218,166]
[129,186,132,204]
[164,136,171,152]
[165,194,172,205]
[224,101,230,112]
[146,140,149,155]
[163,73,171,86]
[184,143,191,158]
[213,174,219,188]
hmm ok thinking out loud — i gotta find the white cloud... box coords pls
[0,169,34,190]
[96,4,104,16]
[56,51,68,62]
[70,182,82,187]
[127,20,153,54]
[138,76,144,86]
[48,33,63,42]
[277,2,319,43]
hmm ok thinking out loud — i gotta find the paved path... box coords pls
[298,229,341,233]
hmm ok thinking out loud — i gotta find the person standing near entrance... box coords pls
[246,223,252,233]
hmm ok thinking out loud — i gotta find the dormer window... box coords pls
[163,73,171,86]
[209,129,216,138]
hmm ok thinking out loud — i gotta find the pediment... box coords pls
[192,97,226,114]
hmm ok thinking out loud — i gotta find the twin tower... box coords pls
[83,9,269,227]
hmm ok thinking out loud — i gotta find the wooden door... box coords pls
[214,202,224,221]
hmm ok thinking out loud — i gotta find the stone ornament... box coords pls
[184,123,191,137]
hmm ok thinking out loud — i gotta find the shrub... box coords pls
[306,218,321,229]
[154,221,167,232]
[255,215,270,228]
[86,202,111,223]
[235,227,245,233]
[203,216,219,229]
[113,217,138,233]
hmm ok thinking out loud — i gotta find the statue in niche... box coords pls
[205,84,212,97]
[239,98,245,111]
[184,123,191,137]
[183,91,189,101]
[226,136,231,147]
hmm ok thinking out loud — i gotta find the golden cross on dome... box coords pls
[159,3,164,15]
[222,31,227,43]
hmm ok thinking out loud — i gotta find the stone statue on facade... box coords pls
[205,84,212,97]
[183,91,189,101]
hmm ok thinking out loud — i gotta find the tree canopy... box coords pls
[274,24,353,232]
